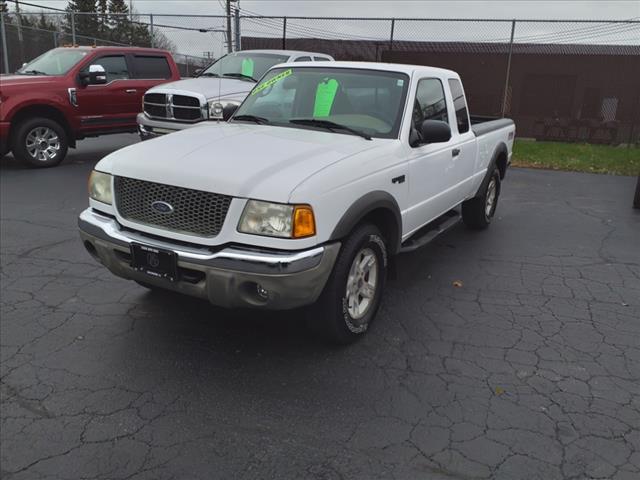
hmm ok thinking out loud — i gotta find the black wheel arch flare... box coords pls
[329,190,403,255]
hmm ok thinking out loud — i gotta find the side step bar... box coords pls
[399,210,461,253]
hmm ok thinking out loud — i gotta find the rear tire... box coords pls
[462,166,501,229]
[12,117,68,168]
[309,223,387,345]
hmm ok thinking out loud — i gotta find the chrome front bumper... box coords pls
[78,208,340,309]
[137,113,206,140]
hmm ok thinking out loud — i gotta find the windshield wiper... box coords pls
[18,69,49,76]
[222,72,257,82]
[289,119,372,140]
[232,114,270,124]
[199,72,220,77]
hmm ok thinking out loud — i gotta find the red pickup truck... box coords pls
[0,46,180,168]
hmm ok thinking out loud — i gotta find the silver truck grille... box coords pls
[143,93,204,122]
[114,176,232,238]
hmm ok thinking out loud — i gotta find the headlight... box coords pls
[238,200,316,238]
[88,170,113,205]
[208,99,241,120]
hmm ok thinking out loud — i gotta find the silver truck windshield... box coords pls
[17,49,89,76]
[200,52,290,82]
[233,67,410,139]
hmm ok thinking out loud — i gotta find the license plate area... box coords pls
[130,243,178,281]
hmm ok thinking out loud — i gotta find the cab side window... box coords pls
[133,55,171,79]
[448,78,470,133]
[83,55,130,83]
[294,56,312,62]
[413,78,448,134]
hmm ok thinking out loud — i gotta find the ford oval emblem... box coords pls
[151,200,174,214]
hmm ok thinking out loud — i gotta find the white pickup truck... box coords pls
[137,49,334,139]
[79,62,515,344]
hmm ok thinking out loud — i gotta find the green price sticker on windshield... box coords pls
[313,78,339,117]
[241,58,254,77]
[251,68,292,95]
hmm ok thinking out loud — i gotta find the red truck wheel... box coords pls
[12,117,68,168]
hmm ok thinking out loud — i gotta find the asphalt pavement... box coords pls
[1,135,639,479]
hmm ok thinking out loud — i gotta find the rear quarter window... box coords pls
[448,78,470,133]
[133,56,172,79]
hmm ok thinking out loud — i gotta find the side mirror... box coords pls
[22,62,27,68]
[194,68,203,77]
[80,64,107,86]
[420,120,451,144]
[223,103,239,121]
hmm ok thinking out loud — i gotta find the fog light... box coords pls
[256,284,269,299]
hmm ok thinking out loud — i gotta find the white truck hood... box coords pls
[146,77,254,101]
[98,124,379,203]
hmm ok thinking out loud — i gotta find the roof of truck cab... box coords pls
[234,49,333,57]
[56,46,171,54]
[272,61,458,77]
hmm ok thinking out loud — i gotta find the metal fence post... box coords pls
[0,11,9,74]
[150,14,154,48]
[501,19,516,118]
[282,16,287,50]
[15,2,24,66]
[53,30,58,48]
[71,12,76,45]
[389,18,395,52]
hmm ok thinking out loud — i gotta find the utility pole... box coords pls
[234,1,241,51]
[226,0,233,53]
[227,0,238,53]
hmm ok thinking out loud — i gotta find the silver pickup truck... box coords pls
[137,49,334,139]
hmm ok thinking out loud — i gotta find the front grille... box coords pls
[114,176,232,238]
[173,107,202,121]
[173,95,200,107]
[144,93,166,104]
[144,104,166,118]
[143,92,203,123]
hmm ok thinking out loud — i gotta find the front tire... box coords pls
[311,223,387,344]
[462,166,501,229]
[12,117,68,168]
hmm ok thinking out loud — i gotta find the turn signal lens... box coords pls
[292,205,316,238]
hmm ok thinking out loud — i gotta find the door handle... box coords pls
[452,148,461,157]
[125,89,137,94]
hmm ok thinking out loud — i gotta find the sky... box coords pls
[15,0,640,20]
[12,0,640,58]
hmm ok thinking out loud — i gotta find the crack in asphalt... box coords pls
[1,164,639,479]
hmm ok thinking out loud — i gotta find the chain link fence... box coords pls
[241,17,640,146]
[0,11,221,76]
[1,9,639,145]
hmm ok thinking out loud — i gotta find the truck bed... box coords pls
[470,115,515,137]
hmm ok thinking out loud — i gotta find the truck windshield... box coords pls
[199,52,290,82]
[232,67,410,139]
[17,49,89,76]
